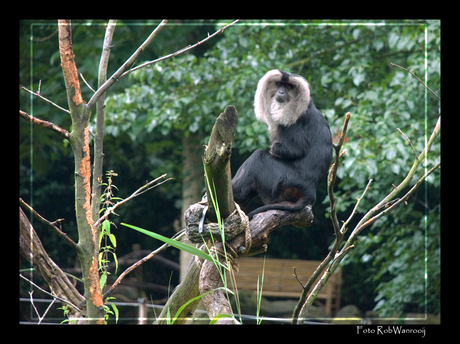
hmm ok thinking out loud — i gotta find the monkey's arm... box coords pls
[270,141,306,160]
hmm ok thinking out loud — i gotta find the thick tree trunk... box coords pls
[59,19,105,324]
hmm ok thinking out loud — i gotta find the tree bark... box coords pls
[19,207,86,321]
[59,19,105,324]
[156,248,204,324]
[199,248,238,324]
[91,20,117,226]
[203,105,238,221]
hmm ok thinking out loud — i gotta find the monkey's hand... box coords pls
[269,142,283,158]
[270,141,305,160]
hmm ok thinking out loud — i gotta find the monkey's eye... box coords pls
[285,84,294,90]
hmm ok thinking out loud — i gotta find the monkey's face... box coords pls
[270,81,295,122]
[254,69,310,132]
[274,81,294,104]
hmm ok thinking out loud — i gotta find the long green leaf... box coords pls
[209,313,235,325]
[121,223,214,263]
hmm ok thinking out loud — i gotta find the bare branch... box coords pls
[328,112,350,235]
[87,20,168,110]
[348,161,440,240]
[19,85,70,114]
[93,174,172,229]
[28,290,57,325]
[397,128,419,161]
[103,230,185,300]
[340,179,373,235]
[20,274,84,317]
[122,20,240,78]
[292,113,350,324]
[391,63,441,101]
[80,73,95,93]
[20,197,79,252]
[356,115,440,232]
[293,267,304,288]
[91,19,117,224]
[19,110,70,140]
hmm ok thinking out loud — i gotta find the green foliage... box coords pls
[96,171,120,323]
[104,298,119,324]
[98,171,120,288]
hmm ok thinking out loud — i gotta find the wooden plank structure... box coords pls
[230,257,342,316]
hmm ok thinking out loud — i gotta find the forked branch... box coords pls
[87,20,168,110]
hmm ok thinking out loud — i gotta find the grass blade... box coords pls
[121,223,214,263]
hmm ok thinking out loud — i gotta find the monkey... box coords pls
[232,69,332,220]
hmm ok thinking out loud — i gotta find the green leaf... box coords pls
[111,303,119,324]
[111,252,118,274]
[99,220,111,249]
[121,223,214,263]
[100,273,107,290]
[109,233,117,248]
[102,219,111,234]
[209,313,235,325]
[98,252,103,268]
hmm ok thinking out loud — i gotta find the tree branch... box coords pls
[328,112,350,235]
[59,20,84,108]
[19,110,70,140]
[158,206,314,324]
[28,290,57,325]
[355,115,440,232]
[122,20,240,78]
[93,174,172,229]
[346,161,440,244]
[20,197,79,252]
[19,85,71,114]
[203,105,238,221]
[293,104,440,323]
[391,63,441,101]
[397,127,419,161]
[103,230,185,301]
[292,113,350,324]
[20,274,84,318]
[91,19,117,225]
[19,207,85,319]
[303,160,440,324]
[87,20,168,110]
[341,179,373,234]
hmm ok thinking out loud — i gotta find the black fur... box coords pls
[232,74,332,220]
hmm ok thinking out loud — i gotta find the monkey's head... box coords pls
[254,69,311,136]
